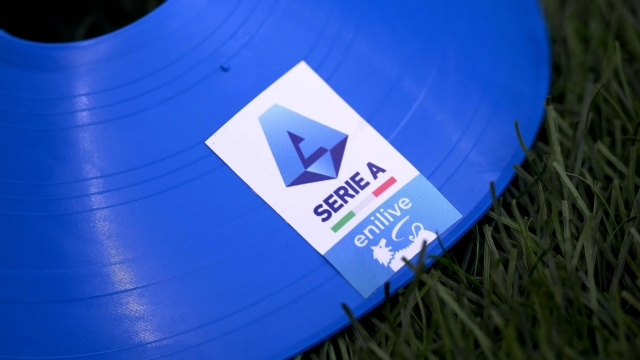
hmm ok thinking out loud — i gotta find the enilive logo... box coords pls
[259,104,348,187]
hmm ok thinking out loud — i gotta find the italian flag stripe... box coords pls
[331,176,397,233]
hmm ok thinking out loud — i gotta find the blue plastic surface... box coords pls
[0,0,550,358]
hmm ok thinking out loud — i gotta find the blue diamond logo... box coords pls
[259,104,348,187]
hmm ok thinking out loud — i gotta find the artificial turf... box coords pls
[303,0,640,358]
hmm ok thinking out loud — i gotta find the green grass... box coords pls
[302,0,640,358]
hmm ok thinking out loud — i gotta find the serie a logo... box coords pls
[258,104,348,187]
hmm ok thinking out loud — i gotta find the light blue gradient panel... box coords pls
[325,175,462,297]
[258,104,348,186]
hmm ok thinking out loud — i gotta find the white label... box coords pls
[206,62,461,297]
